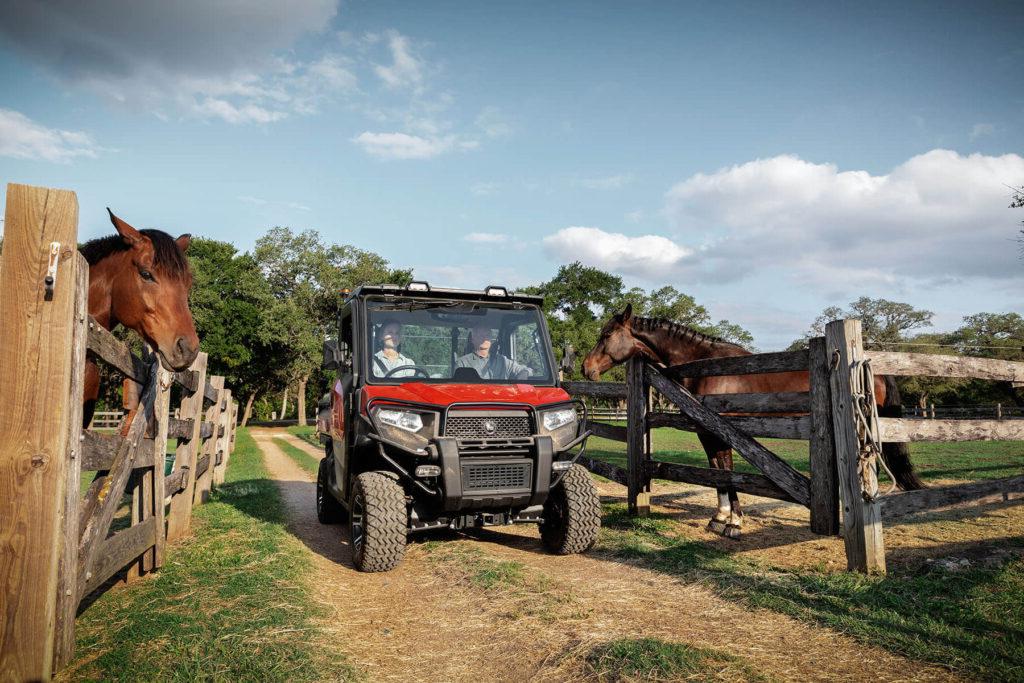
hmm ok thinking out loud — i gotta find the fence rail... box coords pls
[0,184,239,680]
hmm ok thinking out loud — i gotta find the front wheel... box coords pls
[540,464,601,554]
[317,458,346,524]
[350,472,408,572]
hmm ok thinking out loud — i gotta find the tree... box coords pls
[789,297,934,350]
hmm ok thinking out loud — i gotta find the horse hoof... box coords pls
[724,524,742,539]
[707,519,728,535]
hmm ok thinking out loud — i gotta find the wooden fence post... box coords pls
[129,361,171,580]
[825,319,886,574]
[0,184,81,680]
[195,376,225,504]
[167,352,208,542]
[213,388,232,486]
[626,356,650,516]
[808,337,840,535]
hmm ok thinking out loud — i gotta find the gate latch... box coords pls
[44,241,61,300]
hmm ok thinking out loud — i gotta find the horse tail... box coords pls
[880,375,926,490]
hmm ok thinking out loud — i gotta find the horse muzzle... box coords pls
[159,335,200,371]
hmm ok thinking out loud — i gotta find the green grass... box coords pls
[587,423,1024,483]
[65,428,359,682]
[287,425,321,450]
[585,637,764,682]
[597,502,1024,681]
[273,436,320,476]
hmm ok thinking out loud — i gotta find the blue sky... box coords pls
[1,1,1022,348]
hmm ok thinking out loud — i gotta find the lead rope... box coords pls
[850,358,898,500]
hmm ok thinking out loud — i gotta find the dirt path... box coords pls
[252,429,957,682]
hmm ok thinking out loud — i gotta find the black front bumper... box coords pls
[436,435,554,511]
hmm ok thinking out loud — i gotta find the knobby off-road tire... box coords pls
[350,472,408,572]
[317,457,346,524]
[540,464,601,554]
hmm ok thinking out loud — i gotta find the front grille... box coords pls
[445,412,531,440]
[461,460,532,492]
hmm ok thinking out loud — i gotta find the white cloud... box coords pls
[353,131,476,160]
[470,182,501,196]
[575,174,633,190]
[464,232,509,244]
[970,122,995,140]
[474,106,513,138]
[624,209,645,224]
[373,30,425,91]
[543,227,693,278]
[0,109,101,163]
[662,149,1024,289]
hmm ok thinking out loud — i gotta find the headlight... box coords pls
[539,405,579,450]
[370,406,436,454]
[377,408,423,433]
[543,408,576,431]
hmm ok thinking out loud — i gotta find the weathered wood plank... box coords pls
[578,456,628,486]
[646,461,797,502]
[81,516,156,596]
[213,388,232,486]
[203,380,219,405]
[562,381,629,399]
[626,357,649,515]
[879,418,1024,443]
[0,184,80,681]
[200,422,214,439]
[166,417,195,440]
[647,412,812,440]
[666,350,809,379]
[808,337,840,536]
[826,319,885,574]
[700,391,810,414]
[194,376,224,503]
[53,253,89,670]
[588,420,627,442]
[867,351,1024,382]
[195,453,211,477]
[164,469,187,495]
[78,370,157,599]
[167,352,208,543]
[86,317,149,383]
[880,475,1024,518]
[80,431,156,470]
[173,369,198,393]
[645,366,812,507]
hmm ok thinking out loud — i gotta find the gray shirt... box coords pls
[372,350,417,378]
[455,352,532,380]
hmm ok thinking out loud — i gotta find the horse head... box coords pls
[92,210,200,371]
[581,304,659,380]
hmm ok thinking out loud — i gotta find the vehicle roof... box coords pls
[345,283,544,306]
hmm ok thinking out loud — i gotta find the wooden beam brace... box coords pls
[879,417,1024,443]
[81,516,156,596]
[86,317,149,383]
[880,475,1024,518]
[80,431,155,470]
[647,461,797,502]
[577,456,628,486]
[166,417,195,440]
[562,381,629,399]
[867,351,1024,382]
[588,420,627,442]
[645,365,811,506]
[700,391,810,414]
[647,412,812,441]
[666,350,809,379]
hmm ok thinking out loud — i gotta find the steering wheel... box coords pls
[383,364,432,379]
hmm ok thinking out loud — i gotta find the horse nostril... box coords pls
[175,336,194,358]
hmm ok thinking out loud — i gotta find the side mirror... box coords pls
[317,393,331,411]
[322,340,341,370]
[559,343,576,373]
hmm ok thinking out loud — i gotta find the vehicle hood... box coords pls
[362,382,570,408]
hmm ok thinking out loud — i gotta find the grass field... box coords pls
[63,428,358,682]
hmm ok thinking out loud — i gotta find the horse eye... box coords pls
[139,269,154,281]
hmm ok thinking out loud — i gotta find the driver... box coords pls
[372,320,417,378]
[455,325,532,380]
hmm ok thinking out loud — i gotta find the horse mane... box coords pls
[631,315,745,351]
[80,229,190,276]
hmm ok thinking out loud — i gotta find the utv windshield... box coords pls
[365,298,554,384]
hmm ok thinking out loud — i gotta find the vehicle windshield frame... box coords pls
[361,295,557,386]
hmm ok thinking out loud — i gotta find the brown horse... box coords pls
[79,209,200,424]
[582,304,922,538]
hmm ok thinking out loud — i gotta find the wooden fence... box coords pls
[565,319,1024,575]
[0,184,239,680]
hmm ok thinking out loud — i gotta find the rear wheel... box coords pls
[541,464,601,554]
[350,472,408,572]
[316,458,346,524]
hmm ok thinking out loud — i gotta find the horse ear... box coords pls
[175,234,191,253]
[107,208,144,247]
[620,303,633,323]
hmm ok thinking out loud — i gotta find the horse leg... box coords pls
[697,431,742,538]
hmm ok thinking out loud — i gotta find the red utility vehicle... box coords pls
[317,283,600,572]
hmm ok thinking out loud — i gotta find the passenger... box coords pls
[372,320,417,378]
[455,325,532,380]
